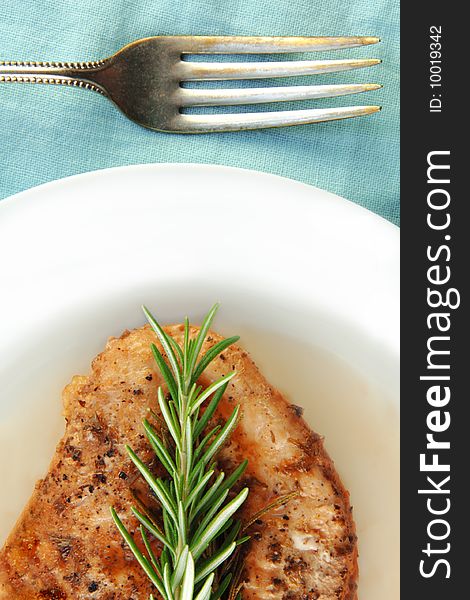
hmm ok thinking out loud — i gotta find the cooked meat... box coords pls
[0,325,358,599]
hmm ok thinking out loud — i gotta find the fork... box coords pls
[0,36,382,133]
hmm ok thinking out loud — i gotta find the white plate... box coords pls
[0,164,399,598]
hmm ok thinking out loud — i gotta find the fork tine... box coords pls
[178,58,380,81]
[178,35,380,54]
[176,106,381,133]
[179,83,381,107]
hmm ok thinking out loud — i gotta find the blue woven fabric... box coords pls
[0,1,399,224]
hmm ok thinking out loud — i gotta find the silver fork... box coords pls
[0,36,382,133]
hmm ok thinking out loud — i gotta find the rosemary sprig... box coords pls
[111,304,249,600]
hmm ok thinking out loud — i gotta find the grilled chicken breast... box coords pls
[0,325,358,599]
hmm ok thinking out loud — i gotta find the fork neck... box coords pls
[0,59,108,94]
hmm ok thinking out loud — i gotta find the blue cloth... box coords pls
[0,0,399,224]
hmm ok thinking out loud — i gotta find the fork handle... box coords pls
[0,60,108,95]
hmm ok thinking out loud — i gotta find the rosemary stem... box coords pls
[178,393,189,558]
[112,305,249,600]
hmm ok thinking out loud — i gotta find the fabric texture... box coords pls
[0,0,399,224]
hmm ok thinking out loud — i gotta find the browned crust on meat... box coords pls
[0,325,358,599]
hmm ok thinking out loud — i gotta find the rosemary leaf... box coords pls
[151,343,178,402]
[195,542,237,584]
[194,573,215,600]
[110,508,166,597]
[210,573,232,600]
[143,305,182,390]
[171,545,189,592]
[180,551,195,600]
[197,406,240,467]
[193,382,228,439]
[192,337,240,385]
[190,373,236,416]
[191,488,249,561]
[143,419,176,477]
[132,508,174,555]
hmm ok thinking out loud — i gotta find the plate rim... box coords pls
[0,162,399,232]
